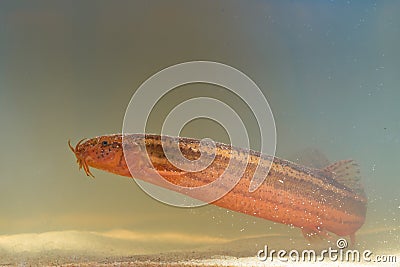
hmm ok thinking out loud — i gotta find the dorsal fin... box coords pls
[323,160,366,197]
[289,147,330,169]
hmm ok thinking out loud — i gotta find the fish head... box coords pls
[68,135,125,177]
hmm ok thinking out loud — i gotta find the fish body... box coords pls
[69,134,366,242]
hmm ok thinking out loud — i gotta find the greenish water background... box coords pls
[0,0,398,262]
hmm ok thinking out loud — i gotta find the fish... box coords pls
[69,134,366,244]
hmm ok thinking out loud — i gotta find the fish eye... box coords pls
[101,140,108,146]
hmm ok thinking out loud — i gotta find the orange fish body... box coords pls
[69,134,366,243]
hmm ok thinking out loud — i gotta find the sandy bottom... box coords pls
[45,253,400,267]
[1,228,398,266]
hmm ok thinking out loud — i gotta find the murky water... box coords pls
[0,1,398,265]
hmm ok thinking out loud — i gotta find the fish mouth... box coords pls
[68,138,95,178]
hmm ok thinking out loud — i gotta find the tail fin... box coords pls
[323,160,366,198]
